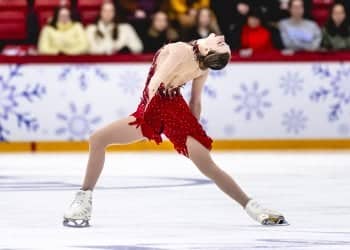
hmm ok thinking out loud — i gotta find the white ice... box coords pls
[0,151,350,250]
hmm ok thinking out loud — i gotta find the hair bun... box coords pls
[203,51,230,70]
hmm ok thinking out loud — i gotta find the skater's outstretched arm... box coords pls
[189,71,208,119]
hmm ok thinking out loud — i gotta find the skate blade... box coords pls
[262,216,289,226]
[63,218,90,228]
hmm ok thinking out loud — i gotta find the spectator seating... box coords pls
[0,1,28,40]
[79,10,100,25]
[0,0,27,9]
[34,0,72,27]
[77,0,103,25]
[34,0,66,8]
[77,0,103,9]
[312,0,334,26]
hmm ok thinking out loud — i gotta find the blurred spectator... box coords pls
[141,11,178,53]
[38,6,88,55]
[210,0,235,36]
[115,0,165,21]
[211,0,286,49]
[321,2,350,50]
[85,1,143,54]
[237,1,283,22]
[168,0,209,30]
[340,0,350,14]
[279,0,321,51]
[240,9,275,52]
[185,7,221,41]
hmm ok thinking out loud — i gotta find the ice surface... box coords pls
[0,151,349,250]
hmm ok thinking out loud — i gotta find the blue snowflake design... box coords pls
[310,64,350,121]
[0,65,46,141]
[223,124,235,136]
[55,102,102,141]
[233,81,272,120]
[279,71,304,96]
[59,65,108,91]
[199,117,208,131]
[116,70,143,95]
[281,108,308,134]
[337,123,350,136]
[182,82,217,100]
[209,68,227,78]
[115,107,127,119]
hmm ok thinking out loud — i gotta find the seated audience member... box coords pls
[279,0,321,51]
[211,0,284,49]
[210,0,235,34]
[279,0,313,20]
[168,0,209,30]
[85,1,143,54]
[141,11,178,53]
[115,0,164,21]
[322,2,350,50]
[240,9,275,52]
[185,7,221,41]
[38,6,88,55]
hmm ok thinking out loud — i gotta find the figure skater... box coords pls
[63,33,288,227]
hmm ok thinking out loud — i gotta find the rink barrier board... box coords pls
[1,52,350,143]
[1,140,350,152]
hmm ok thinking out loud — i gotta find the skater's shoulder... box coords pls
[165,41,191,50]
[161,41,193,58]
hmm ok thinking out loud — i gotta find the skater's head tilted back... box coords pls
[194,33,231,70]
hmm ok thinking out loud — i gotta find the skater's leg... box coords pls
[81,116,145,190]
[186,136,251,208]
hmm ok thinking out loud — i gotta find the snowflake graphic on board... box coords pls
[116,70,143,95]
[279,71,304,96]
[59,65,108,91]
[281,108,308,134]
[0,65,46,141]
[199,117,208,131]
[310,64,350,121]
[233,81,271,120]
[337,123,350,136]
[209,68,227,78]
[223,124,235,136]
[115,107,127,119]
[182,81,217,100]
[55,102,102,141]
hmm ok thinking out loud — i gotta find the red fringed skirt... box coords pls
[128,50,213,157]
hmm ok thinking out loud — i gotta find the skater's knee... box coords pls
[88,130,107,149]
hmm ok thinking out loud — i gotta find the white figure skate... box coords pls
[63,189,92,227]
[244,199,289,226]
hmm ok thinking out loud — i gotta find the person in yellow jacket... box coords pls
[169,0,210,29]
[38,6,88,55]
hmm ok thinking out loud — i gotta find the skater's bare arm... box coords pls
[189,71,208,119]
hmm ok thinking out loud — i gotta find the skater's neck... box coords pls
[194,38,208,56]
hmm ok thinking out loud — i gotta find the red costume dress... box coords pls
[128,42,213,157]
